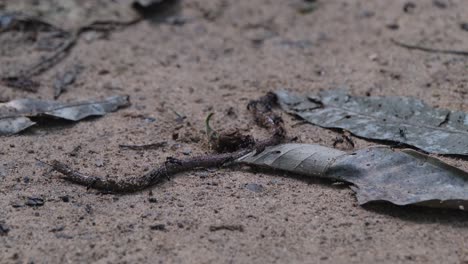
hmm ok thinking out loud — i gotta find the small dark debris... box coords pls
[25,197,44,207]
[386,23,399,30]
[295,0,319,14]
[1,76,40,92]
[53,65,83,99]
[49,226,65,233]
[174,112,186,123]
[59,195,70,203]
[460,23,468,32]
[403,2,416,13]
[68,145,81,157]
[55,233,73,239]
[433,0,447,9]
[245,183,265,193]
[165,16,187,26]
[332,133,355,150]
[11,201,23,208]
[279,39,313,49]
[358,10,375,18]
[85,204,93,214]
[132,0,180,21]
[226,107,236,117]
[98,69,110,75]
[209,225,244,232]
[150,224,166,231]
[144,117,157,123]
[0,222,10,236]
[148,197,158,203]
[214,130,255,153]
[119,141,167,150]
[0,13,62,33]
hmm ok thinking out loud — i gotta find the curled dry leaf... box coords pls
[0,95,130,135]
[275,90,468,155]
[238,143,468,210]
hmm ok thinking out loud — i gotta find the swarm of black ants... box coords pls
[48,93,288,193]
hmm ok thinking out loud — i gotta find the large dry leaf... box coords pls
[0,95,129,135]
[238,143,468,210]
[275,90,468,155]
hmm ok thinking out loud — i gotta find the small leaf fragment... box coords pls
[0,95,130,135]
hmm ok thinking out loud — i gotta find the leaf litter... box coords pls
[44,92,468,211]
[53,64,84,99]
[5,1,463,212]
[0,0,178,91]
[0,95,130,135]
[275,89,468,155]
[238,143,468,210]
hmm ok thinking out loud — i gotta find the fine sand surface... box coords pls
[1,0,468,263]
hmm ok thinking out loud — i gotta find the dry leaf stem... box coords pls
[391,39,468,56]
[49,93,286,193]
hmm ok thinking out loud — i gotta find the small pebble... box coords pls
[59,195,70,203]
[245,183,265,193]
[403,2,416,13]
[386,23,399,30]
[433,0,447,9]
[460,22,468,32]
[25,197,45,207]
[94,159,104,167]
[150,224,166,231]
[182,149,192,155]
[0,222,10,236]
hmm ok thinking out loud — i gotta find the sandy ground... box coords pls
[1,0,468,263]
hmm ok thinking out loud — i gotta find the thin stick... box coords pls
[49,93,286,193]
[50,149,251,193]
[391,39,468,56]
[22,32,79,77]
[4,17,143,83]
[119,141,168,150]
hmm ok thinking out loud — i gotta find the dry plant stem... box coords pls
[391,39,468,56]
[50,149,251,193]
[9,18,143,80]
[50,93,286,193]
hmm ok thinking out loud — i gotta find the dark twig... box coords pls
[49,93,286,193]
[2,16,143,89]
[23,18,143,78]
[50,150,251,193]
[209,225,244,232]
[119,141,168,150]
[0,76,40,92]
[391,39,468,56]
[22,32,78,77]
